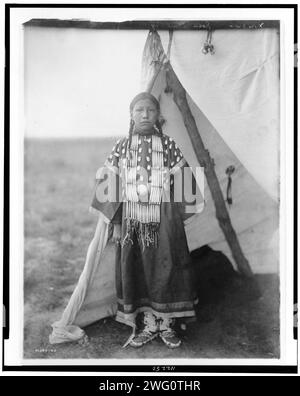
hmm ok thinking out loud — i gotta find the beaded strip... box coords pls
[124,134,164,225]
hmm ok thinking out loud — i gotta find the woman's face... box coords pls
[131,98,159,132]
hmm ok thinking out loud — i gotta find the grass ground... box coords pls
[24,138,279,360]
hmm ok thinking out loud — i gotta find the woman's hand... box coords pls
[111,223,121,243]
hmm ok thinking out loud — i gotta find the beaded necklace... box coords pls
[122,132,164,249]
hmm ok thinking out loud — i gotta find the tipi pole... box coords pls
[165,63,254,278]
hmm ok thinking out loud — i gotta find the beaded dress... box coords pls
[90,129,199,327]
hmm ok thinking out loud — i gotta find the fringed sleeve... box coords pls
[89,138,125,223]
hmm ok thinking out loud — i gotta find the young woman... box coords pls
[90,92,198,348]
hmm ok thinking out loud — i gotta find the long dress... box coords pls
[90,129,200,327]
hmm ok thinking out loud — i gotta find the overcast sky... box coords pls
[24,26,148,138]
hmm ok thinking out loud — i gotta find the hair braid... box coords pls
[129,119,134,136]
[155,120,163,136]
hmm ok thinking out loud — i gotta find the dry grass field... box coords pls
[24,138,280,360]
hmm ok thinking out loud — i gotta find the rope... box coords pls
[146,29,173,93]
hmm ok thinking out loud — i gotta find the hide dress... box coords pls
[90,130,199,327]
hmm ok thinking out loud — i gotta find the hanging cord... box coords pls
[167,29,173,60]
[225,165,235,205]
[202,25,215,55]
[164,29,174,94]
[146,29,173,93]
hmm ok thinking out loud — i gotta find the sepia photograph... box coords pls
[3,4,297,371]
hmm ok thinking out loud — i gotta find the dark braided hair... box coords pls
[154,119,163,135]
[128,118,135,136]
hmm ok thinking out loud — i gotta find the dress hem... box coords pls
[115,305,197,328]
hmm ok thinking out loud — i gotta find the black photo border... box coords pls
[3,2,298,374]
